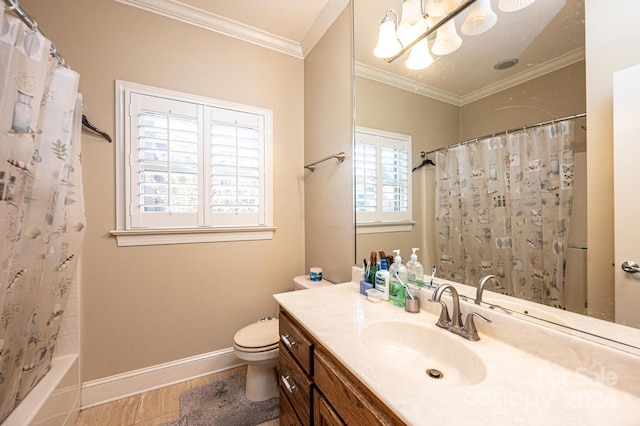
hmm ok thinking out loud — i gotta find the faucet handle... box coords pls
[428,299,451,329]
[462,312,492,341]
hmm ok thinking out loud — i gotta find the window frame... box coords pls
[354,126,414,234]
[113,80,275,246]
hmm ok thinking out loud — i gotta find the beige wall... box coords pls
[304,7,354,284]
[21,0,306,381]
[584,1,640,321]
[460,61,587,151]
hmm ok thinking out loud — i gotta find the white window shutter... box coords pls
[129,93,201,228]
[355,127,412,224]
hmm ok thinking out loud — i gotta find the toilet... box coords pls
[233,274,331,401]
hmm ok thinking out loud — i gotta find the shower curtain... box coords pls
[435,121,575,308]
[0,8,85,422]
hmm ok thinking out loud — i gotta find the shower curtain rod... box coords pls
[419,112,587,160]
[3,0,64,65]
[3,0,113,142]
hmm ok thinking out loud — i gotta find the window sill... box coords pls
[355,221,415,235]
[110,226,276,247]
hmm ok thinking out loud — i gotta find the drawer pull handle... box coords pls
[281,375,297,393]
[280,333,297,348]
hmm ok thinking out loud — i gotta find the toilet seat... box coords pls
[233,318,279,353]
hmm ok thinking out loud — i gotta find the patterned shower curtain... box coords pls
[435,121,575,308]
[0,8,85,422]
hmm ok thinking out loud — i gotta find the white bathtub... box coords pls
[2,355,81,426]
[2,272,81,426]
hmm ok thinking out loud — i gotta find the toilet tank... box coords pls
[292,275,332,290]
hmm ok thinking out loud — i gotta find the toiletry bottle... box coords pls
[406,248,425,287]
[389,250,408,307]
[374,260,389,301]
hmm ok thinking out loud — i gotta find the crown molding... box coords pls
[300,0,351,57]
[114,0,303,59]
[355,62,461,106]
[356,47,586,107]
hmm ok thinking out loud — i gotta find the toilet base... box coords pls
[245,364,278,402]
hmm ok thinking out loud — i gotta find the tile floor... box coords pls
[75,365,279,426]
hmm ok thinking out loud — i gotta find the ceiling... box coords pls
[124,0,585,105]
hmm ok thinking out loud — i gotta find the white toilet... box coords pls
[233,275,331,401]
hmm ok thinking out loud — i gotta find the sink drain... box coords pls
[426,368,443,379]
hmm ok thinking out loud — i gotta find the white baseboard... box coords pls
[81,348,242,409]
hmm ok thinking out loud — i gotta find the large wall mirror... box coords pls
[353,0,640,351]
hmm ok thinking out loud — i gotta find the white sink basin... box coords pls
[484,298,571,326]
[361,320,487,386]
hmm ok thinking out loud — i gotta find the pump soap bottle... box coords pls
[406,248,425,287]
[389,250,408,307]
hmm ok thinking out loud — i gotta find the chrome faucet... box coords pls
[430,284,491,341]
[475,275,503,305]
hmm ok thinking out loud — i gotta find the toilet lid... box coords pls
[234,318,279,351]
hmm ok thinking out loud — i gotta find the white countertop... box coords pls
[274,282,640,426]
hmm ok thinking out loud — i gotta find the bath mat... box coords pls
[162,373,279,426]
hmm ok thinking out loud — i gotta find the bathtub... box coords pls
[2,273,81,426]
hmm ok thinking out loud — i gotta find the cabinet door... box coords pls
[314,349,404,425]
[314,389,345,426]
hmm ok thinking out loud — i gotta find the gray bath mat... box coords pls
[162,373,279,426]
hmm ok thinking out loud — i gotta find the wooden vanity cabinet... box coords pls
[279,308,405,426]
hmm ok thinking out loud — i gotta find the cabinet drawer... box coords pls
[314,349,404,426]
[279,341,313,425]
[279,310,314,375]
[279,387,303,426]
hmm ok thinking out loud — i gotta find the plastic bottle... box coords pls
[406,248,425,287]
[389,250,408,307]
[374,259,389,301]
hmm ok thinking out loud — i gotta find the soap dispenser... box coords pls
[389,250,408,307]
[406,248,425,287]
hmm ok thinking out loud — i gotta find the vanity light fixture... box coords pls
[374,0,536,70]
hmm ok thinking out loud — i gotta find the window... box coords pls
[113,81,274,246]
[354,127,412,233]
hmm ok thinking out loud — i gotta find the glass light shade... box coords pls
[374,17,402,58]
[400,0,423,26]
[431,19,462,55]
[405,39,433,70]
[498,0,535,12]
[397,16,429,48]
[424,0,463,17]
[461,0,498,36]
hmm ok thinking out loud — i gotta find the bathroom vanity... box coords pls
[274,279,640,425]
[278,308,402,425]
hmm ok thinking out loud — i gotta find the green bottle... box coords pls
[389,250,407,307]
